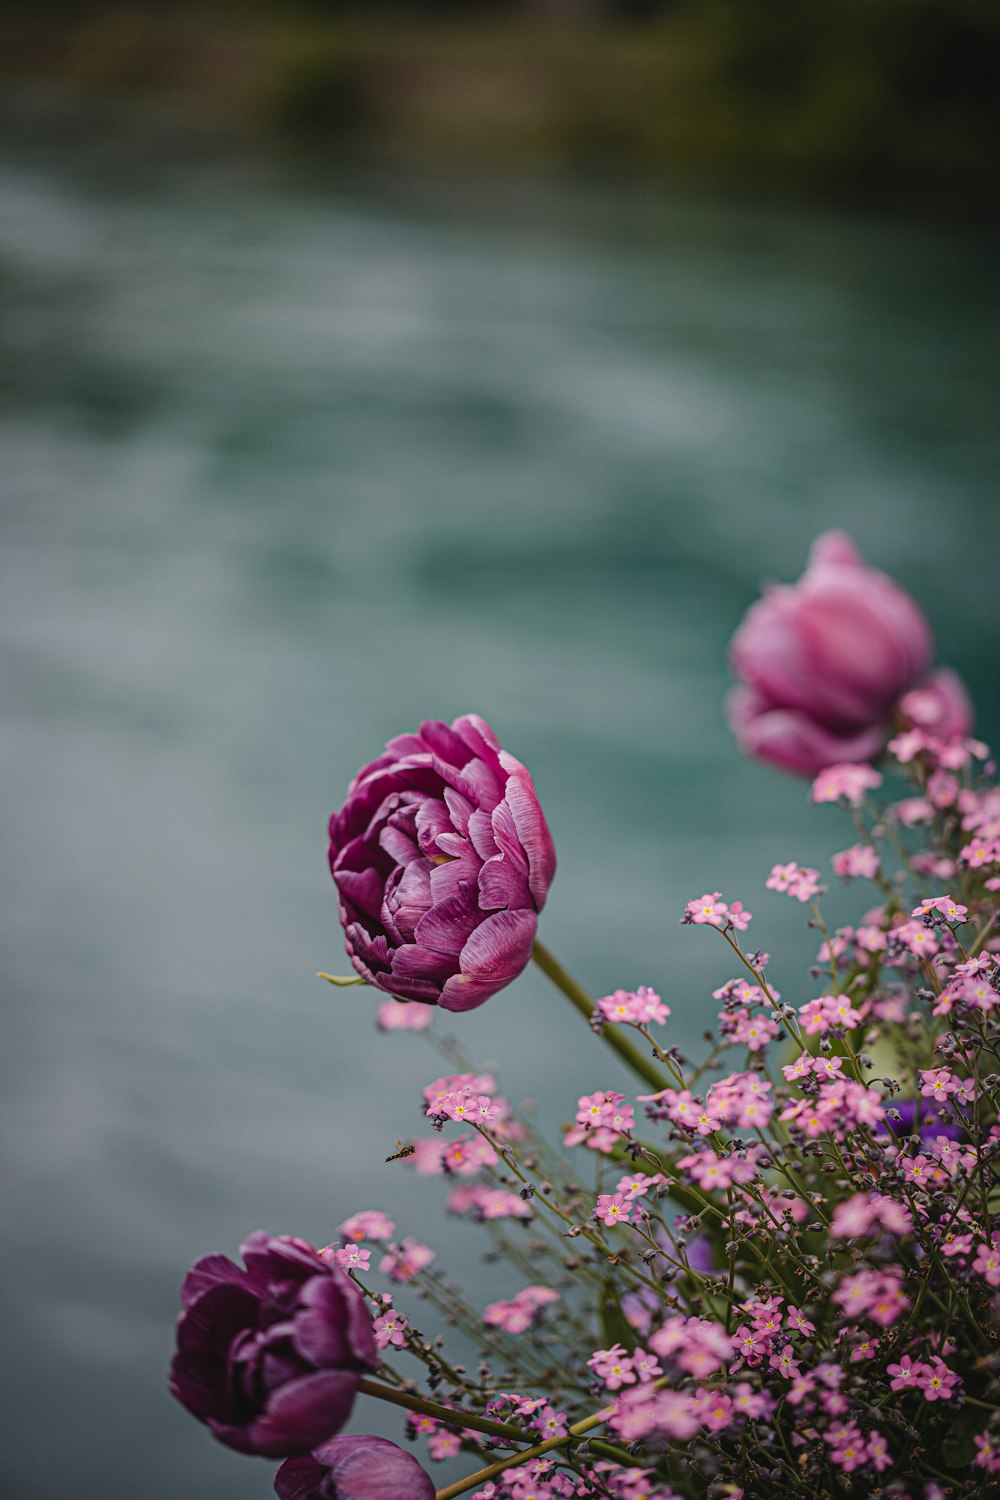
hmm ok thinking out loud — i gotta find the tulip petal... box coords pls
[417,718,472,766]
[179,1253,251,1311]
[241,1233,325,1283]
[343,923,391,980]
[413,885,480,956]
[428,842,481,905]
[439,909,537,1012]
[273,1456,327,1500]
[381,862,432,945]
[373,971,444,1003]
[478,850,532,912]
[291,1278,351,1368]
[332,864,385,923]
[500,765,556,910]
[466,808,498,862]
[453,712,504,762]
[727,686,888,777]
[390,943,456,983]
[442,785,474,834]
[311,1433,436,1500]
[808,529,862,568]
[900,666,973,738]
[378,822,421,867]
[414,796,453,856]
[225,1369,361,1457]
[456,754,505,807]
[170,1282,261,1423]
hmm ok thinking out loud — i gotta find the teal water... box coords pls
[0,127,998,1497]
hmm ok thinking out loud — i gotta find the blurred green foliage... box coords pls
[3,0,999,217]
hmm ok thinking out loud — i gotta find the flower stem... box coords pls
[356,1377,526,1443]
[433,1403,615,1500]
[531,940,670,1093]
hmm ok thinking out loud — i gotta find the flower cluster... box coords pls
[169,539,997,1500]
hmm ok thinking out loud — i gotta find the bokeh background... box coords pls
[1,4,999,1496]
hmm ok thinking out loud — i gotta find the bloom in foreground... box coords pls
[727,531,964,776]
[274,1434,434,1500]
[168,1232,377,1457]
[328,715,555,1011]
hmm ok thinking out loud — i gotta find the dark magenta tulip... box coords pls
[169,1232,377,1458]
[728,532,969,776]
[274,1435,435,1500]
[328,715,555,1011]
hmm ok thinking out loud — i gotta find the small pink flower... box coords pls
[686,892,728,927]
[693,1107,722,1136]
[373,1309,408,1348]
[769,1344,800,1378]
[532,1406,569,1440]
[974,1430,1000,1474]
[338,1210,395,1243]
[727,900,753,931]
[597,986,671,1026]
[973,1240,1000,1287]
[892,919,940,958]
[893,795,933,824]
[376,999,433,1031]
[697,1388,734,1432]
[811,763,882,806]
[782,1053,813,1082]
[828,1422,867,1473]
[867,1430,892,1473]
[588,1344,636,1390]
[440,1091,475,1123]
[483,1299,533,1334]
[423,1072,496,1114]
[920,1068,959,1101]
[766,861,822,901]
[330,1244,371,1272]
[961,836,999,868]
[912,894,968,924]
[616,1171,663,1200]
[428,1428,461,1460]
[679,1150,751,1191]
[379,1238,435,1282]
[631,1347,662,1382]
[832,843,880,880]
[595,1192,632,1227]
[786,1306,816,1337]
[919,1356,961,1402]
[902,1154,931,1186]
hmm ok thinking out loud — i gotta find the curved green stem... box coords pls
[356,1378,526,1443]
[531,940,670,1093]
[434,1402,615,1500]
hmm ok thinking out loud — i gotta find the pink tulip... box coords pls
[728,532,969,776]
[328,716,555,1011]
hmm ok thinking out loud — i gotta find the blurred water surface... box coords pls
[0,127,998,1497]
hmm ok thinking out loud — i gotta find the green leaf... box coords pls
[599,1278,638,1352]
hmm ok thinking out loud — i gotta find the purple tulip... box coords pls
[328,715,555,1012]
[274,1435,435,1500]
[727,531,966,776]
[169,1232,377,1458]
